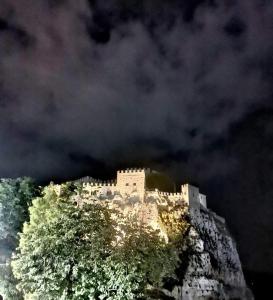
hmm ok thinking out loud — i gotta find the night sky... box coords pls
[0,0,272,297]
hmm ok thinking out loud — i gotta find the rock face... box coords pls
[175,207,254,300]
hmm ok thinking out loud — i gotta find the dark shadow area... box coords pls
[244,270,273,300]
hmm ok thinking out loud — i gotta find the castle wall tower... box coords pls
[181,184,207,216]
[199,193,207,208]
[181,184,201,214]
[116,168,150,198]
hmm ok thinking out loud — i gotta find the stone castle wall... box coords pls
[79,168,207,213]
[116,168,150,198]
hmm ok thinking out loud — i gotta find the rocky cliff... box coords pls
[172,207,254,300]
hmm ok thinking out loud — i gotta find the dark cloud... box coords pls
[0,17,8,30]
[223,16,246,37]
[0,0,273,293]
[0,16,33,47]
[210,109,273,272]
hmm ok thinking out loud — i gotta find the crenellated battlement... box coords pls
[117,168,151,174]
[157,191,184,197]
[83,180,116,187]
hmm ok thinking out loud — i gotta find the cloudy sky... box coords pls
[0,0,273,295]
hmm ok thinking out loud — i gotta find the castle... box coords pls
[79,168,207,213]
[63,168,253,299]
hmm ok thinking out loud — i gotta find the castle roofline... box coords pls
[117,168,151,173]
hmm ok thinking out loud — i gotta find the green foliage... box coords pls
[12,183,178,299]
[0,261,22,300]
[12,183,112,299]
[158,201,190,244]
[116,220,177,287]
[101,219,178,299]
[0,177,37,244]
[0,177,37,300]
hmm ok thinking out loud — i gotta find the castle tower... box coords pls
[181,184,207,215]
[199,193,207,208]
[116,168,151,198]
[181,184,200,215]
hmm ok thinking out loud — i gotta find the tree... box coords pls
[105,219,178,299]
[12,183,178,299]
[0,177,38,300]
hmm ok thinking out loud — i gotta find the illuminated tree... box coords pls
[0,177,37,300]
[12,183,178,299]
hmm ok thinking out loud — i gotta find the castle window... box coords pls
[133,183,136,186]
[125,183,129,186]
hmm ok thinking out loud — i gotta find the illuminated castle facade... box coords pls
[79,168,207,214]
[73,168,252,300]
